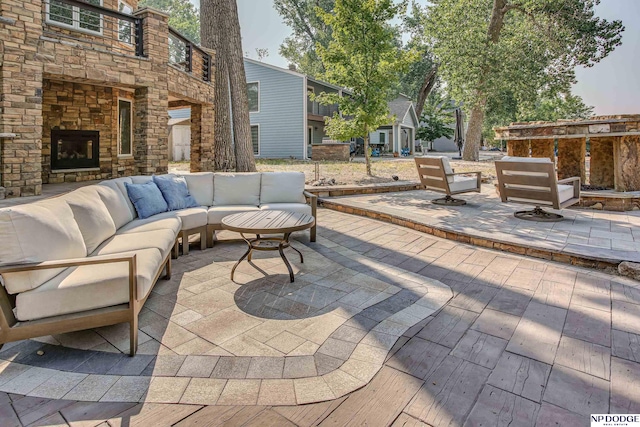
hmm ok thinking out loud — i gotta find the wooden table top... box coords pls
[221,210,315,234]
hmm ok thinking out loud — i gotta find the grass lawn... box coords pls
[170,154,501,186]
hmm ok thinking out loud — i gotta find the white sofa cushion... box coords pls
[260,203,312,216]
[501,156,552,163]
[93,229,177,259]
[449,176,479,193]
[260,172,306,204]
[208,205,260,225]
[0,199,87,294]
[117,216,181,235]
[15,248,162,321]
[92,184,133,229]
[62,187,117,254]
[175,207,208,230]
[213,173,261,206]
[131,175,154,184]
[180,172,214,206]
[100,177,136,219]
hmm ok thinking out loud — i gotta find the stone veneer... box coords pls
[496,116,640,192]
[312,143,351,161]
[0,0,215,196]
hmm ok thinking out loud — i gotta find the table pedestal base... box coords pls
[230,233,304,282]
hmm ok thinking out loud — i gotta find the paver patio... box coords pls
[322,185,640,264]
[0,208,638,426]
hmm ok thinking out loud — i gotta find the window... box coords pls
[47,0,103,34]
[251,125,259,155]
[379,132,386,143]
[247,82,259,113]
[118,0,133,43]
[118,99,132,156]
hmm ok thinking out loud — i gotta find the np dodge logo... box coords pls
[591,415,640,426]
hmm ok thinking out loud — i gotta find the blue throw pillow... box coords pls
[125,181,169,219]
[153,174,199,211]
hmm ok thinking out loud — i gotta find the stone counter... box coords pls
[311,143,351,161]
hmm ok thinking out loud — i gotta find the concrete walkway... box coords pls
[0,209,638,426]
[322,185,640,265]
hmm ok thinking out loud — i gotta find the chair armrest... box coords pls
[0,254,139,304]
[558,177,580,185]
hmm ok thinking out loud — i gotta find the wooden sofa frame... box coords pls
[206,191,318,247]
[0,253,171,356]
[415,157,482,206]
[495,160,581,222]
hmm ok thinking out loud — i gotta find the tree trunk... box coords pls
[463,100,486,161]
[462,0,507,161]
[224,0,257,172]
[415,65,438,119]
[364,127,372,176]
[201,0,235,171]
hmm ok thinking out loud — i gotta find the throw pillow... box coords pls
[125,181,169,219]
[153,174,200,211]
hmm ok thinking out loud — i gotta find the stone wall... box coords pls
[0,1,215,196]
[42,81,135,183]
[557,138,586,181]
[590,137,615,188]
[312,143,350,161]
[614,135,640,192]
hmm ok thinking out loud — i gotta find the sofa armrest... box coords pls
[304,191,317,215]
[0,254,139,305]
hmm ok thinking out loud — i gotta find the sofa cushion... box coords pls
[100,177,136,219]
[259,203,312,216]
[180,172,214,206]
[125,181,169,219]
[93,229,177,259]
[62,187,117,254]
[501,156,552,163]
[208,205,260,225]
[153,175,199,211]
[92,184,133,229]
[260,172,306,204]
[0,199,87,294]
[15,248,163,321]
[131,175,154,184]
[213,173,261,206]
[117,216,182,235]
[558,184,575,204]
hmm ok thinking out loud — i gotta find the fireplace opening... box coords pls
[51,130,100,170]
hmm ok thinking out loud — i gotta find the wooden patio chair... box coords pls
[494,156,581,222]
[414,156,482,206]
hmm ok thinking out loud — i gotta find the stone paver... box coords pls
[0,208,638,426]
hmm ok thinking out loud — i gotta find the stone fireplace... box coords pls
[50,130,100,170]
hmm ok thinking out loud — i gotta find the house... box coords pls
[369,95,420,155]
[244,58,348,159]
[0,0,215,198]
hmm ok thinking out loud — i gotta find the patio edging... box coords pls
[320,199,621,271]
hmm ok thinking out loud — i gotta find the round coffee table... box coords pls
[221,210,315,283]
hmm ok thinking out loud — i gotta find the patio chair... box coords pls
[414,156,482,206]
[494,156,580,222]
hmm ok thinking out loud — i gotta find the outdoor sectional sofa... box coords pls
[0,172,316,356]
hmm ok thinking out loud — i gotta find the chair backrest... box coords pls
[495,157,560,209]
[415,157,451,195]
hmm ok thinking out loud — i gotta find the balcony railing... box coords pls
[308,100,339,118]
[44,0,143,56]
[43,0,212,82]
[168,28,212,82]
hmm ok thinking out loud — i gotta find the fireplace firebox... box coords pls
[51,130,100,170]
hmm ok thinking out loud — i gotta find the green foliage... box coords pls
[274,0,334,76]
[416,92,456,143]
[315,0,414,143]
[425,0,623,136]
[139,0,200,43]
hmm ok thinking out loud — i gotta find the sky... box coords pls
[197,0,640,116]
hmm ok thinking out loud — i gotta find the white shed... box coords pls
[168,117,191,161]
